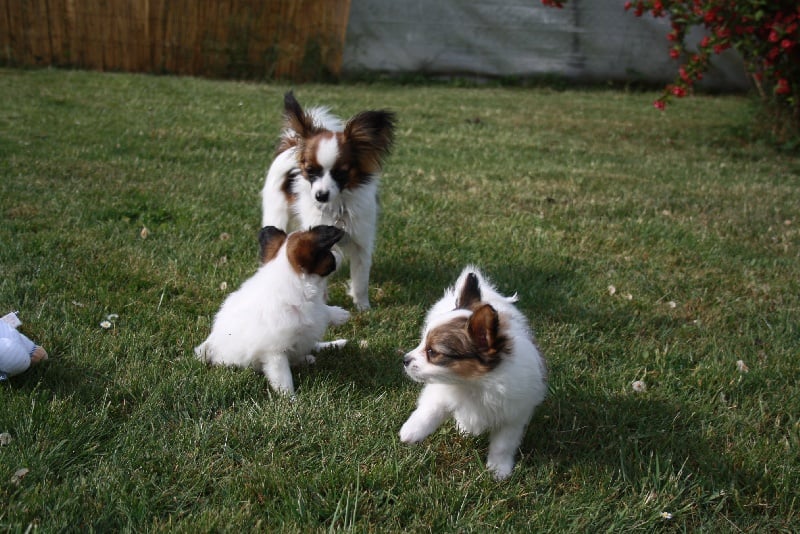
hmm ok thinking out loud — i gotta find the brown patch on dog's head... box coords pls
[423,304,508,378]
[298,131,336,173]
[258,226,287,264]
[286,225,344,276]
[297,132,364,194]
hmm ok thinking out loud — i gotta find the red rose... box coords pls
[672,86,687,97]
[776,78,791,95]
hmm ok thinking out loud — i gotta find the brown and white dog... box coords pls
[400,267,548,479]
[195,225,350,395]
[261,92,396,311]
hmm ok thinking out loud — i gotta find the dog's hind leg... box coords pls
[486,422,527,480]
[262,355,295,395]
[315,339,347,351]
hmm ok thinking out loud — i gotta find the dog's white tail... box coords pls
[261,149,299,229]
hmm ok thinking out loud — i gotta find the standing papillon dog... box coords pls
[400,267,548,479]
[195,225,351,395]
[261,92,396,311]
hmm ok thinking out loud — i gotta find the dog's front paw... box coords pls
[347,283,371,311]
[399,420,426,444]
[328,306,351,326]
[304,354,317,365]
[486,457,515,480]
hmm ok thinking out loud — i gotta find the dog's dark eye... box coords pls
[425,348,435,360]
[305,165,322,180]
[331,168,348,184]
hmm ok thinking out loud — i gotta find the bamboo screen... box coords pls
[0,0,352,80]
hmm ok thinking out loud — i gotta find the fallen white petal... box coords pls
[11,468,29,484]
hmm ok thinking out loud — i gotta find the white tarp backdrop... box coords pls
[342,0,749,90]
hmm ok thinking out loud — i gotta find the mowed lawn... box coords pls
[1,68,799,531]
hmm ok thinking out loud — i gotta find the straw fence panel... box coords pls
[0,0,351,80]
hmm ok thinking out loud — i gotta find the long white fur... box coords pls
[399,266,548,480]
[194,239,350,396]
[261,107,379,311]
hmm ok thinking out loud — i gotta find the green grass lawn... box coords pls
[1,68,798,531]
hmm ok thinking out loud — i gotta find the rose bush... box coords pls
[542,0,800,135]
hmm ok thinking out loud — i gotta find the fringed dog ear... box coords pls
[456,272,482,310]
[258,226,287,264]
[283,91,323,140]
[308,225,345,250]
[343,110,396,174]
[467,304,500,354]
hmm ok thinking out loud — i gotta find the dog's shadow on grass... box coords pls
[522,388,746,494]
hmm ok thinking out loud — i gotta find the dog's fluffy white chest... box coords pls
[446,383,509,436]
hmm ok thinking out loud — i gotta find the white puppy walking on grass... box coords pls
[400,267,548,479]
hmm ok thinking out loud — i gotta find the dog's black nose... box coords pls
[403,354,412,367]
[315,191,330,202]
